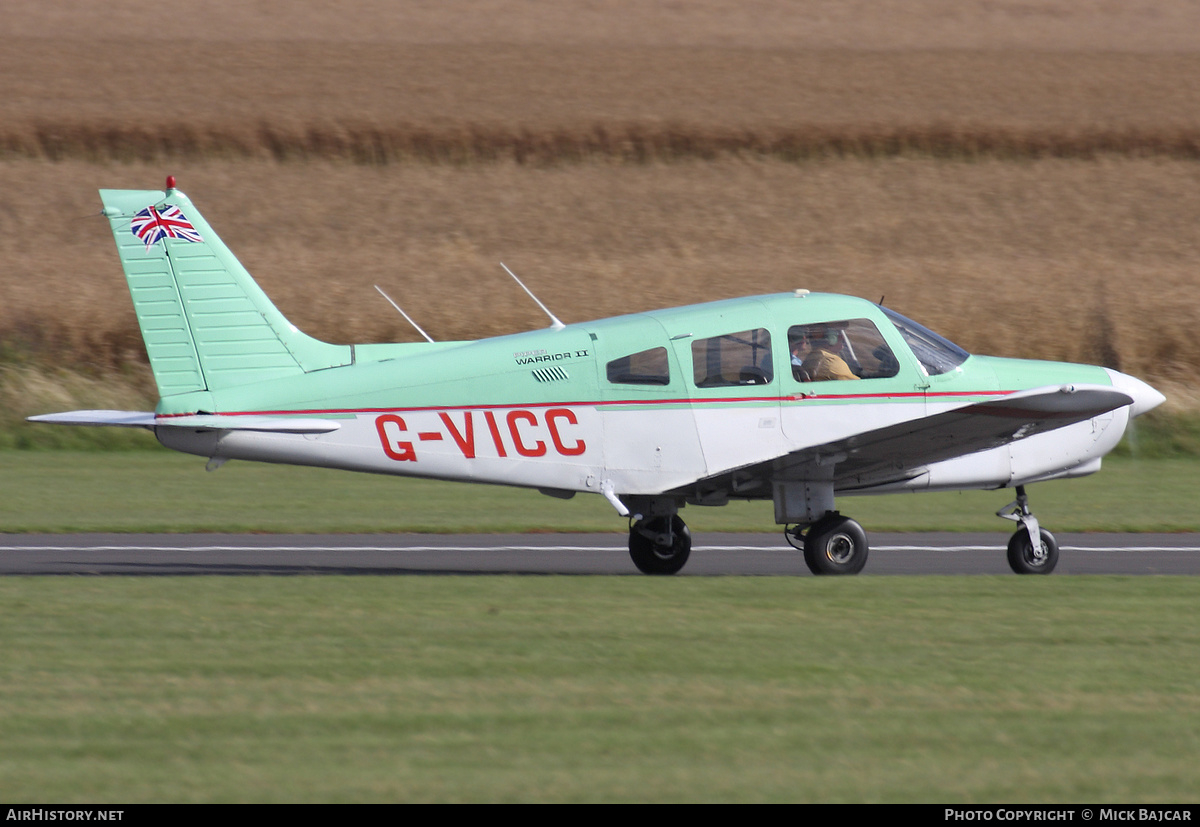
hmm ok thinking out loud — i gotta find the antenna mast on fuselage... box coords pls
[374,285,436,343]
[500,263,565,330]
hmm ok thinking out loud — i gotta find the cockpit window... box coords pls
[881,307,970,375]
[607,347,670,385]
[788,319,899,383]
[691,328,773,387]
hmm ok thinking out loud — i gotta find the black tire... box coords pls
[1007,528,1059,574]
[629,515,692,575]
[803,513,869,575]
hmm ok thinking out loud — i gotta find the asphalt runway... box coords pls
[2,533,1199,576]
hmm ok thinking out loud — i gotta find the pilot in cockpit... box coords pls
[791,324,860,382]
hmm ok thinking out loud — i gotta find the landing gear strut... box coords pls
[997,485,1059,574]
[786,512,870,575]
[628,514,692,575]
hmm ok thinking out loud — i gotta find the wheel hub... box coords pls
[825,533,856,564]
[652,544,677,560]
[801,514,869,575]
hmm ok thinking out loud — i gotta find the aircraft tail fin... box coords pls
[99,183,351,399]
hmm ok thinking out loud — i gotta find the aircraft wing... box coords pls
[743,383,1134,491]
[28,410,341,434]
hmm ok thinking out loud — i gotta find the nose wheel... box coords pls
[998,486,1059,574]
[1006,527,1060,574]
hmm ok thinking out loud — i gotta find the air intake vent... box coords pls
[531,366,569,383]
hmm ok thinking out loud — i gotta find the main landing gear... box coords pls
[785,512,870,575]
[997,485,1059,574]
[628,514,692,575]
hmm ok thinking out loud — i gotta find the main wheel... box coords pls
[1007,528,1059,574]
[803,513,869,575]
[629,515,691,575]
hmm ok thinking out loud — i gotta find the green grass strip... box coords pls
[2,450,1197,533]
[1,576,1197,802]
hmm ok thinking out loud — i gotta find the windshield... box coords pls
[881,307,970,376]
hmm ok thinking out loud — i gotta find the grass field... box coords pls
[2,576,1198,803]
[2,450,1197,535]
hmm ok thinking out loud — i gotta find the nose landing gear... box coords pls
[997,485,1059,574]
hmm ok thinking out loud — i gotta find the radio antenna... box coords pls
[501,263,565,330]
[374,285,435,343]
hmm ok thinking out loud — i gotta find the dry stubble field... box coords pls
[2,1,1198,415]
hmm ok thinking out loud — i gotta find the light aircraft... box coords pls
[31,179,1166,575]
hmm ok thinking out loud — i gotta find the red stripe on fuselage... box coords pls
[153,389,1014,420]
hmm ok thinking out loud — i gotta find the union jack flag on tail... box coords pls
[130,204,203,251]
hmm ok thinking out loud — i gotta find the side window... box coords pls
[691,328,773,388]
[788,319,899,383]
[607,347,670,386]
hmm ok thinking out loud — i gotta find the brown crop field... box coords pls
[2,1,1199,418]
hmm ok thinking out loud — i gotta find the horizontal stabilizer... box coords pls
[28,410,340,434]
[27,410,158,428]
